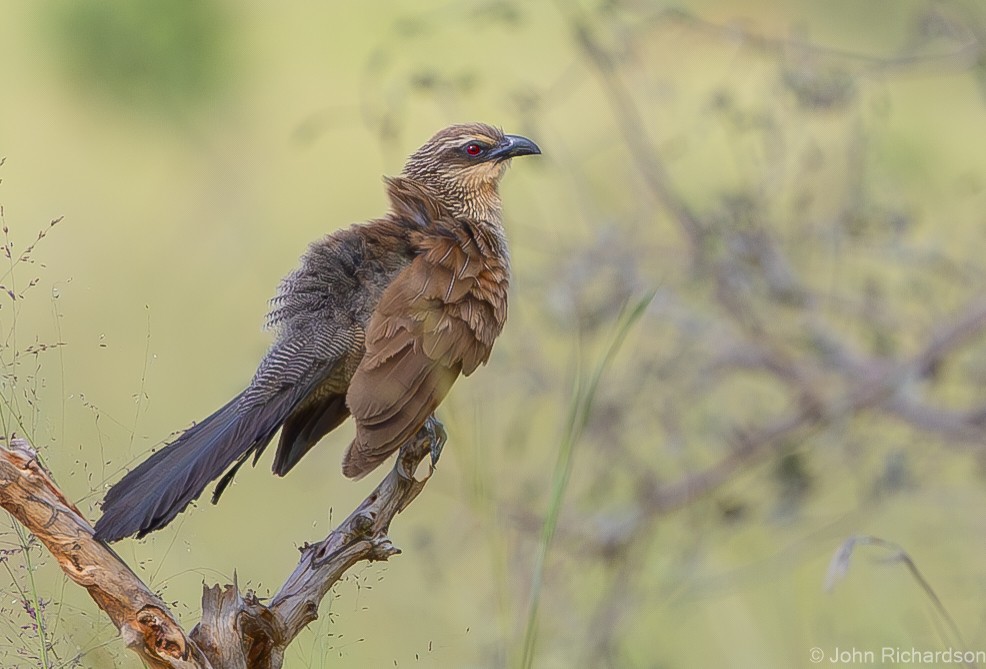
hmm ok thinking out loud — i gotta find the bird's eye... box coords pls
[465,143,483,156]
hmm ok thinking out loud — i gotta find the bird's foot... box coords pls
[422,415,447,468]
[395,416,447,482]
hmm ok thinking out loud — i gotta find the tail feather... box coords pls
[272,394,350,476]
[94,391,290,542]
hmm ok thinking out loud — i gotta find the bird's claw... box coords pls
[423,415,447,468]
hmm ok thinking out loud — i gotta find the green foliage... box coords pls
[47,0,234,118]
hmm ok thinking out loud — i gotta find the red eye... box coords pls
[465,143,483,156]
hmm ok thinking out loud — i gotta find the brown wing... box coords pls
[342,226,508,479]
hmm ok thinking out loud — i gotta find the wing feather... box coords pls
[343,228,508,479]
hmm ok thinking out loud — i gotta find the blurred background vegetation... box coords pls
[4,0,986,666]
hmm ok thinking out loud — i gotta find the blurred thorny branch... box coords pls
[351,1,986,665]
[542,2,986,664]
[537,0,986,523]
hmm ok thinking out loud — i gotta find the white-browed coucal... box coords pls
[94,123,540,542]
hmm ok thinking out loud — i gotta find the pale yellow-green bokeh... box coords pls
[3,1,986,667]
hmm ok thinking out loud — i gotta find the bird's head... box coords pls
[401,123,540,222]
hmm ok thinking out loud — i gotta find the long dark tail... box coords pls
[94,391,288,542]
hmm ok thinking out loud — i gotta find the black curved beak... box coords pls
[489,134,541,162]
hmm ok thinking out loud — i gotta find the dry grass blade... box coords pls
[519,291,654,669]
[825,534,974,669]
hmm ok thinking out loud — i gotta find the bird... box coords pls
[93,123,540,542]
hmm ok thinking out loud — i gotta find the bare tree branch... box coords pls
[645,298,986,513]
[647,7,984,76]
[0,431,435,668]
[0,437,205,668]
[559,5,706,253]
